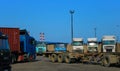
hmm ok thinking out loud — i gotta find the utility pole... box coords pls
[116,25,119,42]
[94,28,96,37]
[70,10,74,43]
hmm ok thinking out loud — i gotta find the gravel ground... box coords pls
[11,56,120,71]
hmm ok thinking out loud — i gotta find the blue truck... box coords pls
[43,42,69,63]
[20,29,36,61]
[0,32,11,71]
[36,42,46,55]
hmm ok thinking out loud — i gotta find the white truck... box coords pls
[87,38,98,53]
[102,36,116,52]
[83,36,120,67]
[72,38,84,53]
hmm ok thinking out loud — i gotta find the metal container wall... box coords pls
[0,28,20,52]
[46,44,54,52]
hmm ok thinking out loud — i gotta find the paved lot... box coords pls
[11,56,120,71]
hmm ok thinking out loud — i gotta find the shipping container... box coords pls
[0,28,20,53]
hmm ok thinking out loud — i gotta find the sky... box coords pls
[0,0,120,43]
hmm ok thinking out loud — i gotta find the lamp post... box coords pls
[94,28,96,37]
[70,10,74,43]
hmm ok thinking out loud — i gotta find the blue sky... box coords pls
[0,0,120,43]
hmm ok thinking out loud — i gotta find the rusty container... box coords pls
[0,27,20,53]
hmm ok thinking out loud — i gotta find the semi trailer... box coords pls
[0,28,36,63]
[43,38,86,63]
[0,32,11,71]
[43,42,67,62]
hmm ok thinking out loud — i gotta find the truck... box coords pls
[100,35,120,67]
[0,28,36,63]
[87,38,98,53]
[81,36,120,67]
[36,42,46,55]
[43,42,67,62]
[72,38,84,53]
[20,29,36,62]
[0,32,11,71]
[43,38,85,63]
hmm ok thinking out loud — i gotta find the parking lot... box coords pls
[11,56,120,71]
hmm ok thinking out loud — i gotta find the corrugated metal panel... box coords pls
[46,44,54,52]
[0,27,20,53]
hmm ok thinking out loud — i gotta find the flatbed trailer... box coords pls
[79,52,120,67]
[44,51,85,63]
[43,41,85,63]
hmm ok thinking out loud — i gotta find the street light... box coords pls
[94,28,96,37]
[70,10,75,43]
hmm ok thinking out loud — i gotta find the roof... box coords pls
[87,38,97,41]
[73,38,83,41]
[102,36,116,40]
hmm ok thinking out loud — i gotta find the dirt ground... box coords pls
[11,56,120,71]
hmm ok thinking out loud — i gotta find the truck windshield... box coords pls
[0,39,9,49]
[56,44,65,48]
[73,41,83,46]
[103,40,115,45]
[36,43,46,47]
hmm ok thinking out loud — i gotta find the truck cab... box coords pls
[54,43,67,52]
[0,32,11,70]
[102,36,116,52]
[20,30,36,61]
[36,42,46,55]
[72,38,84,53]
[87,38,98,53]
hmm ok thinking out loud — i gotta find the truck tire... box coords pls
[65,56,71,63]
[51,54,57,62]
[102,56,111,67]
[28,55,34,62]
[58,54,64,63]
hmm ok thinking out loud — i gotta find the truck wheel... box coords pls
[28,55,34,62]
[58,54,64,63]
[65,56,71,63]
[51,54,57,62]
[102,56,111,67]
